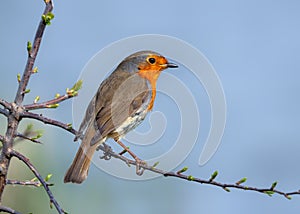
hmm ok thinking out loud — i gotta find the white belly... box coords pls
[115,104,149,138]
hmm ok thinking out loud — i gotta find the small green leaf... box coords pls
[209,171,218,181]
[27,41,32,52]
[45,174,53,182]
[187,175,194,181]
[17,73,21,83]
[67,80,83,96]
[55,93,60,98]
[46,103,59,108]
[270,181,277,190]
[31,132,43,140]
[67,123,73,129]
[236,177,247,185]
[50,201,53,209]
[177,167,188,174]
[24,88,31,94]
[34,96,40,103]
[71,80,83,91]
[264,191,274,197]
[42,12,55,25]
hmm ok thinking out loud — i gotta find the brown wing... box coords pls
[93,69,150,143]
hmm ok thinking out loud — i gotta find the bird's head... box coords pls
[120,50,178,83]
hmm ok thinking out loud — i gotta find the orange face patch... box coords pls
[137,55,170,110]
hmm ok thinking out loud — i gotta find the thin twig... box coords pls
[14,0,53,105]
[0,108,9,117]
[97,144,300,199]
[0,205,21,214]
[10,150,65,214]
[6,179,53,187]
[21,111,76,135]
[0,99,11,110]
[15,133,42,144]
[24,94,75,110]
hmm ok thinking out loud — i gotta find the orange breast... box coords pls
[137,69,162,111]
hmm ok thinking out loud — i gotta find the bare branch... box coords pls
[0,108,9,117]
[6,179,53,187]
[0,99,11,110]
[10,150,65,214]
[97,144,299,200]
[21,111,76,135]
[0,205,21,214]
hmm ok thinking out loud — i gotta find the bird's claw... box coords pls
[135,159,147,176]
[74,131,83,142]
[99,143,112,160]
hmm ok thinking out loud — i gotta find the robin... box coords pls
[64,50,178,184]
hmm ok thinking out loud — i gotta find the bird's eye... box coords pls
[148,57,156,64]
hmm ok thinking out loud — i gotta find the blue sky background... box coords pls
[1,0,300,213]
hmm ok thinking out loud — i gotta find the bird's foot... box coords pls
[98,143,112,160]
[74,131,83,142]
[135,158,147,176]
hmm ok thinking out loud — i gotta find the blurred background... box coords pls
[1,0,300,213]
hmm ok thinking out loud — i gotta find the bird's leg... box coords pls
[114,139,146,176]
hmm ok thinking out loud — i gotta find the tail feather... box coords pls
[64,146,93,183]
[64,123,99,184]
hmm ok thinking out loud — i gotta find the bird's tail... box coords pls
[64,123,99,184]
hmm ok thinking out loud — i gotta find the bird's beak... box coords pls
[160,62,178,69]
[167,62,178,68]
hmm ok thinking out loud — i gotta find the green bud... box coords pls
[209,170,218,181]
[30,177,38,182]
[45,174,53,182]
[32,67,38,73]
[17,73,21,83]
[270,181,277,190]
[42,12,55,25]
[264,191,274,197]
[236,177,247,185]
[32,132,43,140]
[177,167,188,174]
[152,162,159,168]
[27,41,32,52]
[46,103,59,108]
[285,195,292,200]
[187,175,194,181]
[223,187,231,192]
[34,96,40,103]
